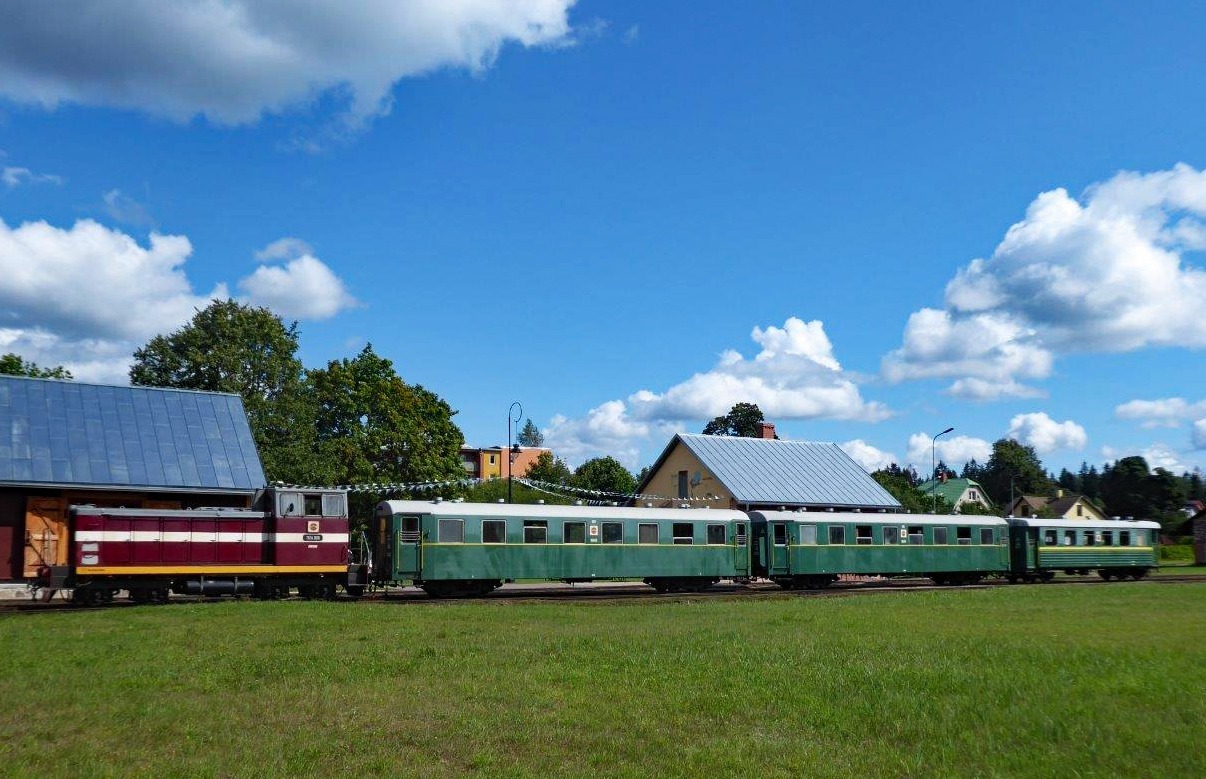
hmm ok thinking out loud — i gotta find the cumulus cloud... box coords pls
[0,1,576,128]
[884,164,1206,397]
[840,439,897,472]
[240,239,358,320]
[0,217,355,380]
[543,401,678,469]
[1139,443,1196,474]
[905,432,992,472]
[1006,412,1087,454]
[1115,397,1206,428]
[1193,420,1206,450]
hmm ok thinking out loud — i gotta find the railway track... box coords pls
[4,573,1204,614]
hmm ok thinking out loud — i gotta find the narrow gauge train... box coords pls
[35,486,368,605]
[373,500,1160,597]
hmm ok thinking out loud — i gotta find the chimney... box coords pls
[1057,488,1064,498]
[760,422,776,440]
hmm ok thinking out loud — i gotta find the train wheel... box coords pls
[1039,571,1055,583]
[150,588,170,605]
[315,583,336,600]
[1007,575,1019,584]
[130,589,152,604]
[72,588,103,607]
[346,585,366,598]
[297,585,317,599]
[1131,570,1147,581]
[1099,570,1113,581]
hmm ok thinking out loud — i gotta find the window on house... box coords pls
[638,523,659,544]
[772,524,787,546]
[907,526,924,545]
[1076,505,1083,517]
[1043,529,1057,546]
[980,528,994,545]
[800,525,817,545]
[1120,530,1131,547]
[856,525,873,545]
[482,519,506,544]
[883,526,901,545]
[828,526,845,545]
[524,520,547,544]
[933,527,948,545]
[437,519,464,543]
[706,524,726,545]
[564,522,587,544]
[956,527,971,546]
[602,522,624,544]
[678,470,688,499]
[673,523,694,545]
[1102,530,1113,546]
[1064,530,1076,546]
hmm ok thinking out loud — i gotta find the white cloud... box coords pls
[543,400,678,469]
[1140,443,1195,474]
[840,439,897,472]
[1193,420,1206,449]
[3,165,63,188]
[255,237,314,262]
[239,254,358,320]
[0,218,355,380]
[0,1,577,128]
[101,189,153,227]
[1115,397,1206,428]
[905,432,992,472]
[884,164,1206,397]
[1006,412,1087,454]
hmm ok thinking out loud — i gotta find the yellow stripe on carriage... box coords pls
[79,565,348,575]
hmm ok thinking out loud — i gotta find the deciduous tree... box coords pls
[572,457,636,496]
[0,353,73,379]
[702,402,770,438]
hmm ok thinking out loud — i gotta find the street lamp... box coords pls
[932,427,954,514]
[507,401,523,504]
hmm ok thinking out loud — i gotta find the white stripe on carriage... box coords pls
[74,531,349,544]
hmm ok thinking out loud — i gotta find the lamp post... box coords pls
[507,401,523,504]
[932,426,954,513]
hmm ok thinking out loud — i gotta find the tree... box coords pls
[1099,456,1152,519]
[526,451,572,485]
[0,353,73,379]
[872,465,949,514]
[703,402,770,438]
[979,438,1054,507]
[517,418,544,447]
[1056,467,1079,494]
[129,299,319,483]
[572,457,636,496]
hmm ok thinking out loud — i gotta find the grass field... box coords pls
[2,585,1204,778]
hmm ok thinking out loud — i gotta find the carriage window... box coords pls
[956,527,971,545]
[638,523,659,544]
[524,520,547,544]
[980,528,994,545]
[1043,529,1057,546]
[304,494,323,516]
[437,519,464,543]
[706,524,727,545]
[772,524,787,546]
[1120,530,1131,546]
[933,527,948,545]
[1102,530,1113,546]
[1064,530,1076,546]
[673,523,694,545]
[828,526,845,545]
[602,522,624,544]
[1135,531,1146,546]
[883,526,901,545]
[800,525,817,545]
[907,526,924,545]
[482,519,506,544]
[564,521,587,544]
[856,525,873,545]
[1084,531,1096,546]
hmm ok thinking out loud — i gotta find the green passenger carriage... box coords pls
[374,500,751,597]
[1006,517,1160,582]
[749,511,1010,588]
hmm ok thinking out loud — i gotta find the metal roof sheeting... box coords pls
[0,375,265,493]
[676,434,901,509]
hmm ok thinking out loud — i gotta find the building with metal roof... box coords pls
[635,429,901,512]
[914,477,995,513]
[0,374,266,580]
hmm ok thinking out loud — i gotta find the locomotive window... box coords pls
[828,526,845,545]
[322,493,345,517]
[1064,530,1076,546]
[800,525,817,545]
[771,524,787,546]
[883,526,900,545]
[482,520,506,544]
[564,522,587,544]
[956,527,971,545]
[638,523,659,544]
[1120,530,1131,546]
[907,526,924,545]
[1043,529,1057,546]
[524,520,547,544]
[304,494,323,516]
[437,519,464,543]
[602,522,624,544]
[706,524,727,545]
[979,528,994,545]
[279,491,303,517]
[1102,530,1113,546]
[933,527,948,545]
[673,523,694,545]
[855,525,873,545]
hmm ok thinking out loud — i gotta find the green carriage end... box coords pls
[748,511,1010,588]
[1006,517,1160,582]
[373,500,751,597]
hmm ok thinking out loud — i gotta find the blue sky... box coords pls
[2,1,1205,477]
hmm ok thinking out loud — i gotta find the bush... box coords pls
[1159,543,1194,562]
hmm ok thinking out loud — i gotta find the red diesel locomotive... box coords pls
[36,487,367,606]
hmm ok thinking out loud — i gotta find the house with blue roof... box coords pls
[635,425,901,512]
[0,374,266,581]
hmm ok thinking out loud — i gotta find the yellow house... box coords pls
[635,430,901,512]
[1005,491,1107,520]
[460,446,550,482]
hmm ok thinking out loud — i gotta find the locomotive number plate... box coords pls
[303,534,323,541]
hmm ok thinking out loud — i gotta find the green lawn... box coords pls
[2,585,1203,778]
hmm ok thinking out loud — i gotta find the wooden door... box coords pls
[24,497,66,577]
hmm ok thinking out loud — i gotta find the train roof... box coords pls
[749,510,1008,527]
[377,500,748,523]
[1007,517,1161,530]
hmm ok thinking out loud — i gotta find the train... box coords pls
[33,487,1161,604]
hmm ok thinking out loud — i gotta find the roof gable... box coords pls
[0,375,265,493]
[658,434,900,509]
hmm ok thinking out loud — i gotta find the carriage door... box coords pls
[770,522,790,576]
[733,522,750,577]
[395,515,422,579]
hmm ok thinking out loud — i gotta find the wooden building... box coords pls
[0,375,266,581]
